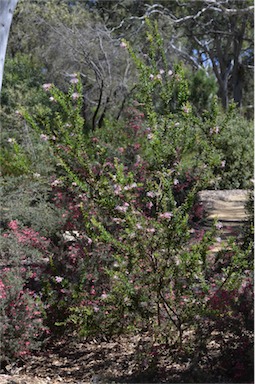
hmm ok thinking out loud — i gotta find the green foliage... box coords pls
[23,25,253,356]
[188,69,218,115]
[0,175,66,237]
[0,139,31,176]
[211,112,254,189]
[1,53,56,178]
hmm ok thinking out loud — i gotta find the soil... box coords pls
[0,332,253,384]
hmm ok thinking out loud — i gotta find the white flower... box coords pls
[124,183,137,191]
[7,138,16,144]
[40,134,49,141]
[115,203,129,213]
[42,83,52,91]
[51,179,62,187]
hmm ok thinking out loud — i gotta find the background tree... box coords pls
[7,0,137,129]
[92,0,254,112]
[0,0,19,95]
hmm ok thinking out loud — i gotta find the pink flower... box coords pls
[113,184,122,195]
[216,221,223,230]
[183,105,191,114]
[120,41,127,49]
[86,237,92,245]
[146,227,155,233]
[147,191,156,198]
[55,276,63,283]
[71,92,80,100]
[8,220,19,231]
[70,77,79,84]
[0,280,6,299]
[149,74,154,80]
[159,212,173,220]
[90,288,96,295]
[115,203,129,213]
[146,201,153,210]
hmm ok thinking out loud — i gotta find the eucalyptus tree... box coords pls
[0,0,19,95]
[93,0,254,110]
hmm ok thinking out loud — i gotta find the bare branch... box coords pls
[168,40,204,71]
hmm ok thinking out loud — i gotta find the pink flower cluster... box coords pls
[6,220,49,250]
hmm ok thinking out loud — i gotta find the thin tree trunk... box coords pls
[219,83,229,110]
[0,0,19,95]
[232,63,244,107]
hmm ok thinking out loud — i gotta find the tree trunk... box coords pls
[232,64,243,108]
[0,0,19,95]
[218,83,229,110]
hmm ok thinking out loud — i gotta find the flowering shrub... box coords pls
[19,22,254,380]
[0,276,47,359]
[0,221,50,359]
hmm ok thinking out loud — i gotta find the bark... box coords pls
[0,0,18,95]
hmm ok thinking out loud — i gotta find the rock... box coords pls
[197,189,250,253]
[198,189,249,226]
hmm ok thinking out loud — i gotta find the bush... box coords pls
[3,22,252,380]
[24,22,252,344]
[0,220,50,360]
